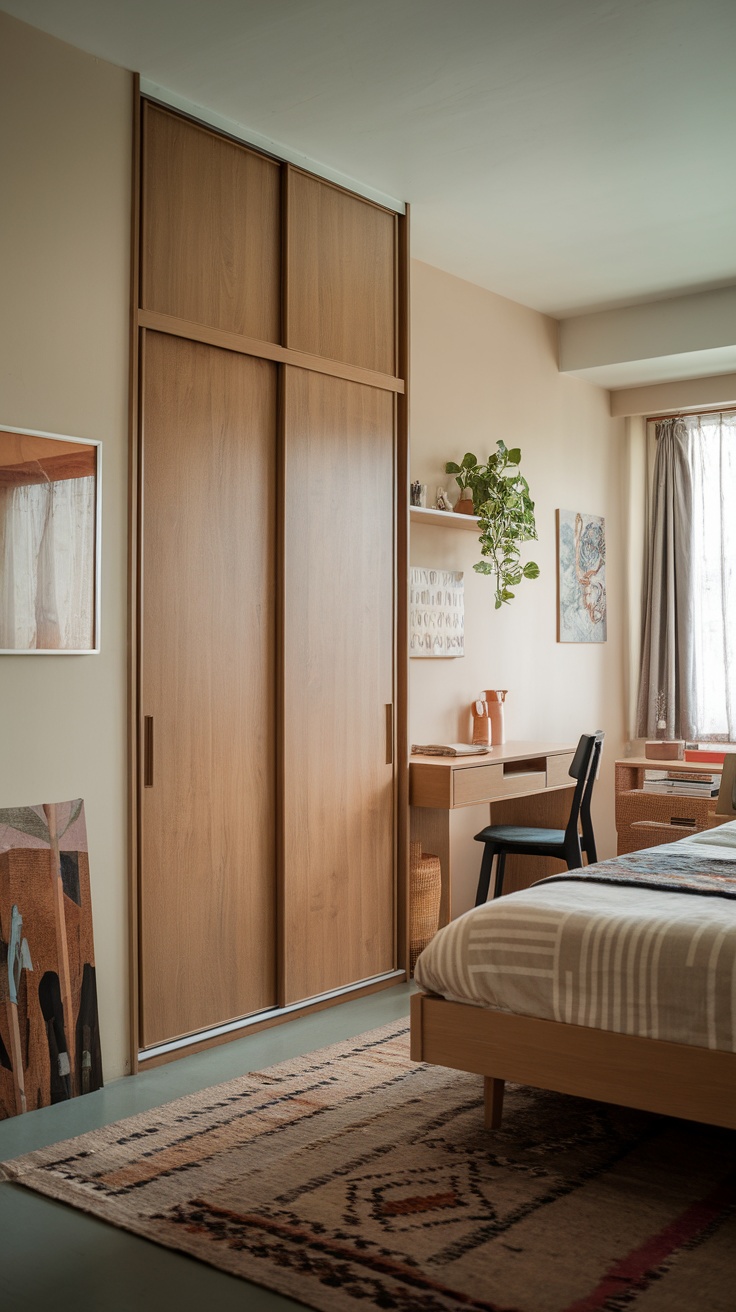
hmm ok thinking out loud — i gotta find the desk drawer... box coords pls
[453,765,547,806]
[453,764,503,806]
[547,752,574,787]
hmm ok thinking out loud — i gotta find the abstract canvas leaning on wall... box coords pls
[556,510,607,643]
[0,800,102,1118]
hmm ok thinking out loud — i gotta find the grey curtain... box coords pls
[636,419,694,739]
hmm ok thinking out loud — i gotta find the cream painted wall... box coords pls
[0,13,628,1081]
[0,15,132,1078]
[410,261,627,915]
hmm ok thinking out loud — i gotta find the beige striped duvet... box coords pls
[414,824,736,1053]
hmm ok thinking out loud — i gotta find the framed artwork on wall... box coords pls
[0,424,101,654]
[410,567,464,657]
[556,509,607,643]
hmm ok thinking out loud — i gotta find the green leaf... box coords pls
[461,452,478,469]
[468,439,537,610]
[445,461,461,475]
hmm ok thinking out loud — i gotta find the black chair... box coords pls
[474,731,604,905]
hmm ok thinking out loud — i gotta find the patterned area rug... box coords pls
[2,1019,736,1312]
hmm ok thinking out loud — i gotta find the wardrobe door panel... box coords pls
[283,369,395,1003]
[139,332,277,1048]
[141,104,281,342]
[286,170,396,375]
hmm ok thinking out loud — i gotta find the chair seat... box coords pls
[474,731,604,906]
[474,825,567,846]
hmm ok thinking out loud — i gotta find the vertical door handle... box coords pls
[385,704,394,766]
[144,716,154,787]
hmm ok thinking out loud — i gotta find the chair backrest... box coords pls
[564,731,605,847]
[716,754,736,816]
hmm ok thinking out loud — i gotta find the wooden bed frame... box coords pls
[410,990,736,1131]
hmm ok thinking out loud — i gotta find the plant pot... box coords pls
[455,487,475,515]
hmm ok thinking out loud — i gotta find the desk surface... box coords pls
[411,740,576,770]
[410,740,577,810]
[618,755,724,773]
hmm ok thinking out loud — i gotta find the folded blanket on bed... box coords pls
[535,845,736,900]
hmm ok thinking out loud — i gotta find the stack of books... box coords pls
[642,771,720,797]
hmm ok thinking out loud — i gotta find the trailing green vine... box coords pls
[446,441,539,609]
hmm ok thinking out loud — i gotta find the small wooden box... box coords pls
[644,740,684,761]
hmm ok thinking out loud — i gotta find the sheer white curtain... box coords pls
[636,411,736,740]
[0,476,96,650]
[689,412,736,739]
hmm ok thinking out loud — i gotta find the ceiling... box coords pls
[4,0,736,323]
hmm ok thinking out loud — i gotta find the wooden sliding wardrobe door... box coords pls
[141,103,281,342]
[286,168,397,374]
[282,369,396,1003]
[139,331,277,1047]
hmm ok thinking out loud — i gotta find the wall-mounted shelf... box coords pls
[410,506,480,531]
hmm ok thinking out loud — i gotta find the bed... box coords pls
[410,822,736,1130]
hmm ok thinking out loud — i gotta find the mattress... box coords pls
[414,823,736,1053]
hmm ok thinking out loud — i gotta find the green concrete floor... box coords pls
[0,983,413,1311]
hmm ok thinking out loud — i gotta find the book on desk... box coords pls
[411,743,490,757]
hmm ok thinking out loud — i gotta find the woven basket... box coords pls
[410,841,441,972]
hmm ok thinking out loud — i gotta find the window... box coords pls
[688,411,736,739]
[637,410,736,742]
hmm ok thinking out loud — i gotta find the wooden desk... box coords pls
[615,756,725,855]
[410,740,576,923]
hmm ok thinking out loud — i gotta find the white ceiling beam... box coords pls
[610,372,736,418]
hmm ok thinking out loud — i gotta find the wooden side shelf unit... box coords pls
[615,757,725,855]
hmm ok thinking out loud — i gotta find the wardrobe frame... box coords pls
[127,81,409,1071]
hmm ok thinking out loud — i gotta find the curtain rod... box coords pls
[648,403,736,423]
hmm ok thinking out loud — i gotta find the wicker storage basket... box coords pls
[410,841,441,971]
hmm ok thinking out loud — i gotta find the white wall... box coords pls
[410,261,628,913]
[0,13,132,1078]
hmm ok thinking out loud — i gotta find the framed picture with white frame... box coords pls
[0,424,101,654]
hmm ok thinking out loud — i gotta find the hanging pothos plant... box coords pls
[446,441,540,609]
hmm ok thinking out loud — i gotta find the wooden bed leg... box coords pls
[410,991,424,1061]
[484,1077,505,1129]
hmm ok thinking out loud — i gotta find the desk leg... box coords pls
[410,807,451,927]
